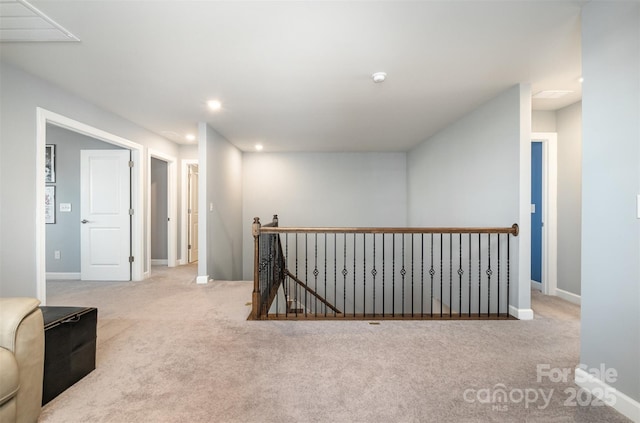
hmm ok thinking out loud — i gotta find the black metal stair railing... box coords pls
[249,215,519,320]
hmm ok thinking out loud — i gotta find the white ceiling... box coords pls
[0,0,79,42]
[0,1,583,151]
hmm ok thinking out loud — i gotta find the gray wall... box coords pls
[531,103,583,298]
[581,1,640,405]
[555,102,582,296]
[45,125,123,273]
[241,152,407,280]
[151,158,168,260]
[0,62,180,298]
[407,84,530,313]
[199,123,243,281]
[408,85,523,226]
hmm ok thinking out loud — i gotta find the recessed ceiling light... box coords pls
[207,100,222,111]
[255,144,264,151]
[185,134,196,142]
[372,72,387,83]
[578,77,584,83]
[532,90,573,99]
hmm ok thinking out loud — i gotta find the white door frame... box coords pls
[147,149,178,274]
[180,159,198,265]
[36,108,144,304]
[531,132,558,296]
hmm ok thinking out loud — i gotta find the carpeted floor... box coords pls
[40,265,630,423]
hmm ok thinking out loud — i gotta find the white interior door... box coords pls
[81,149,131,280]
[188,164,199,263]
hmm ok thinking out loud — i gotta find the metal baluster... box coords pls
[468,233,472,318]
[272,236,277,317]
[343,233,347,318]
[363,233,367,316]
[295,234,299,317]
[458,233,462,318]
[430,234,434,318]
[334,234,337,317]
[353,233,356,317]
[392,234,396,317]
[314,233,318,317]
[497,233,501,318]
[507,235,510,319]
[372,234,376,317]
[421,234,424,318]
[478,234,481,316]
[324,233,327,317]
[487,234,492,317]
[285,234,289,318]
[440,234,443,318]
[382,234,386,317]
[401,234,406,316]
[449,233,452,318]
[411,234,415,317]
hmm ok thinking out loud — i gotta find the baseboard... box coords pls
[509,305,534,320]
[151,259,168,266]
[554,288,581,305]
[575,367,640,422]
[531,280,542,291]
[196,275,209,284]
[46,272,80,280]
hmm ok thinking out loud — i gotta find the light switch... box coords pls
[209,203,214,212]
[60,203,72,212]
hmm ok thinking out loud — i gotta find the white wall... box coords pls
[532,110,557,133]
[580,1,640,414]
[407,84,531,316]
[0,62,180,298]
[242,152,407,279]
[198,123,243,281]
[179,144,198,160]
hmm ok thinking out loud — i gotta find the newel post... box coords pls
[251,217,262,319]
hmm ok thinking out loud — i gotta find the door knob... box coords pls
[81,219,89,224]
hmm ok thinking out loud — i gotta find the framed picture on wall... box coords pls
[45,186,55,224]
[45,144,56,183]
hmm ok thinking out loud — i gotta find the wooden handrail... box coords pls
[260,223,519,236]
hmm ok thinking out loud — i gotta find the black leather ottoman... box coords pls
[40,306,98,405]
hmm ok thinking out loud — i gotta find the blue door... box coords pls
[531,142,543,284]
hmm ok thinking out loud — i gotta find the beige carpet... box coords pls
[40,265,630,423]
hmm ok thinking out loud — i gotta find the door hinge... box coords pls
[128,160,134,168]
[129,209,134,216]
[188,245,191,250]
[129,256,134,263]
